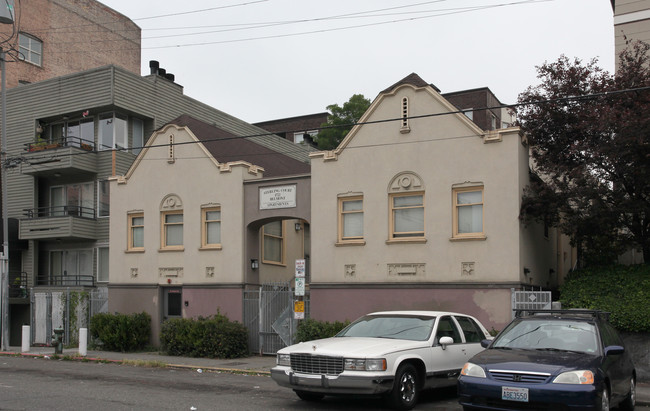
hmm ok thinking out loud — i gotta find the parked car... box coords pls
[458,309,636,411]
[271,310,491,410]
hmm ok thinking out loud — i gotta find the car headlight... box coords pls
[553,370,594,385]
[277,353,291,366]
[344,358,387,371]
[460,362,486,378]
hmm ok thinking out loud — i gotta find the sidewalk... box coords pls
[2,347,649,406]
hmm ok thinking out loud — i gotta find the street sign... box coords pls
[294,300,305,320]
[295,259,305,278]
[295,277,305,296]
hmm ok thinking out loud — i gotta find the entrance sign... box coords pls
[259,185,297,210]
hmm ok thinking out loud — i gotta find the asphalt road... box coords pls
[0,356,459,410]
[1,356,647,410]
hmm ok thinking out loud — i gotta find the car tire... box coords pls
[388,363,420,411]
[294,390,324,402]
[620,376,636,411]
[599,387,610,411]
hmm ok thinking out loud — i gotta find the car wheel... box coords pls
[620,376,636,411]
[389,363,420,411]
[294,390,324,402]
[599,387,610,411]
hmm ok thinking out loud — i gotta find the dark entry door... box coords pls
[163,287,183,320]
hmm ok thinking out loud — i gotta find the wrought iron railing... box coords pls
[9,271,29,298]
[23,205,95,219]
[25,136,95,152]
[36,274,95,287]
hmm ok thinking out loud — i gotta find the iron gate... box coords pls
[511,288,552,318]
[244,282,310,355]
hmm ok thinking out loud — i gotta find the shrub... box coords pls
[296,318,350,342]
[89,312,151,352]
[159,315,248,359]
[560,264,650,332]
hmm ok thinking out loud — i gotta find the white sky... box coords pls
[99,0,615,124]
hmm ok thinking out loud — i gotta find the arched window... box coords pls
[160,194,184,250]
[387,172,425,242]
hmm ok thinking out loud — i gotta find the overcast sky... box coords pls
[99,0,615,124]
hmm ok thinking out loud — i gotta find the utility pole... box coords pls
[1,47,8,351]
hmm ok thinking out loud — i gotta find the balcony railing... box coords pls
[36,274,95,287]
[23,205,95,219]
[9,272,30,298]
[25,136,95,152]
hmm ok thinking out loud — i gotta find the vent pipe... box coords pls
[149,60,159,75]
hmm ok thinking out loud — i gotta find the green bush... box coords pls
[560,264,650,332]
[296,318,350,342]
[159,315,248,359]
[89,312,151,352]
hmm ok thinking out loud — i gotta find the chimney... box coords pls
[158,68,166,76]
[165,73,175,82]
[149,60,159,75]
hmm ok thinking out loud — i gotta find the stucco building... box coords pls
[308,73,571,331]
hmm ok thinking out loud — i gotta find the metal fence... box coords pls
[511,288,552,318]
[243,282,310,355]
[30,287,108,346]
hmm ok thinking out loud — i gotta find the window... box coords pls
[50,182,94,218]
[463,109,474,120]
[455,316,484,343]
[453,186,484,239]
[97,247,109,283]
[293,130,317,144]
[201,207,221,249]
[132,118,144,155]
[435,316,462,345]
[390,193,424,239]
[50,250,93,286]
[338,196,364,244]
[262,221,284,265]
[128,213,144,251]
[98,180,110,218]
[19,33,42,66]
[161,211,183,250]
[45,117,93,147]
[99,112,128,151]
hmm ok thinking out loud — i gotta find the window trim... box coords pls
[127,212,144,252]
[262,221,285,266]
[160,210,184,251]
[451,186,486,241]
[200,206,222,250]
[388,191,426,243]
[337,195,365,246]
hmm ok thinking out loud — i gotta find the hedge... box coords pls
[560,264,650,332]
[296,318,351,342]
[89,312,151,352]
[159,315,248,359]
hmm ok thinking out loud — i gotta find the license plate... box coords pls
[502,386,529,402]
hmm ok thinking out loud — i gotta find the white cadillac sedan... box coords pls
[271,311,491,410]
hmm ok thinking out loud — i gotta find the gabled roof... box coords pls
[380,72,431,95]
[168,114,310,178]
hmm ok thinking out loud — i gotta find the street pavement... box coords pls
[2,346,649,407]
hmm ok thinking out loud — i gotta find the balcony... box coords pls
[9,272,30,299]
[19,206,98,241]
[36,274,95,287]
[20,137,97,177]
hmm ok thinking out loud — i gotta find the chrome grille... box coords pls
[290,353,344,375]
[489,370,550,384]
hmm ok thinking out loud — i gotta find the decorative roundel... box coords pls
[399,176,412,189]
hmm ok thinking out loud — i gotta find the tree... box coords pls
[316,94,371,150]
[517,41,650,266]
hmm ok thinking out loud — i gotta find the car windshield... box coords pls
[492,319,598,354]
[336,314,435,341]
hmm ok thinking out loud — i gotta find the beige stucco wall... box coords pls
[109,125,254,288]
[311,84,531,287]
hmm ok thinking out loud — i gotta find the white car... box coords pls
[271,310,491,410]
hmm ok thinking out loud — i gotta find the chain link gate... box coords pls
[244,282,310,355]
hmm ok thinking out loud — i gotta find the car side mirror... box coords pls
[604,345,625,356]
[480,339,491,348]
[439,336,454,349]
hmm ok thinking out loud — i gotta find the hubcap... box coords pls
[400,372,416,403]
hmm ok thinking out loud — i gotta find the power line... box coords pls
[9,84,650,167]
